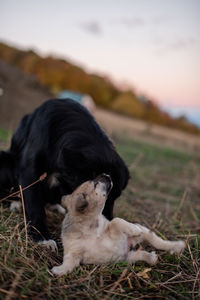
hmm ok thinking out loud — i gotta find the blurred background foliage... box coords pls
[0,42,199,135]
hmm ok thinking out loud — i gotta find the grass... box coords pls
[0,136,200,299]
[0,127,10,143]
[0,127,11,150]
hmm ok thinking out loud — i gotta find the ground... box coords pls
[0,111,200,300]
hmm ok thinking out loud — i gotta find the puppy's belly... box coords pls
[81,234,129,264]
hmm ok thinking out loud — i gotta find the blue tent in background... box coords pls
[58,90,83,103]
[58,90,95,112]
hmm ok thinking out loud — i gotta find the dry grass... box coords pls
[94,108,200,155]
[0,137,200,299]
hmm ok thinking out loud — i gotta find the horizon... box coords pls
[0,0,200,112]
[1,40,200,129]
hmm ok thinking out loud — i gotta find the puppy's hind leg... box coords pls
[109,218,145,237]
[112,219,186,254]
[127,250,158,266]
[134,224,186,254]
[52,253,80,276]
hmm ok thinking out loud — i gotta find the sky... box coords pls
[0,0,200,111]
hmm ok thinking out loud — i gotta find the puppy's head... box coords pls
[62,174,113,217]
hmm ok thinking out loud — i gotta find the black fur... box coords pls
[0,99,129,241]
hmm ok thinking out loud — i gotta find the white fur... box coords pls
[10,201,22,212]
[48,173,59,188]
[38,239,58,252]
[51,180,186,275]
[48,204,66,215]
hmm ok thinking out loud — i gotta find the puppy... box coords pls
[0,99,129,248]
[52,174,185,275]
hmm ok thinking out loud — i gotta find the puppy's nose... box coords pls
[94,173,110,184]
[100,173,111,183]
[93,174,113,193]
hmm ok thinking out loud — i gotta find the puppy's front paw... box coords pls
[170,241,186,254]
[38,239,58,252]
[51,265,66,276]
[149,251,158,265]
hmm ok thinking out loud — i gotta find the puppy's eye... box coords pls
[76,193,88,212]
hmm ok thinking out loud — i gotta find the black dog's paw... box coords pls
[10,201,22,212]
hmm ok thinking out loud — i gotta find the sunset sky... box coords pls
[0,0,200,110]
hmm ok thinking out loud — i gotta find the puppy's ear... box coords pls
[75,194,88,213]
[61,195,71,209]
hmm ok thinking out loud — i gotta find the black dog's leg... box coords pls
[20,172,50,242]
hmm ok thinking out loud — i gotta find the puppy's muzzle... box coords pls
[93,174,113,195]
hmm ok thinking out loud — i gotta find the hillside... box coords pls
[0,42,118,108]
[0,60,52,129]
[94,108,200,155]
[0,41,199,135]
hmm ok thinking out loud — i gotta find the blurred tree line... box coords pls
[0,42,199,135]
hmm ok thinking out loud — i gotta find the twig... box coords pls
[4,224,20,264]
[104,289,128,297]
[157,282,189,300]
[19,185,28,252]
[5,268,24,300]
[154,229,167,240]
[192,266,200,300]
[0,173,47,203]
[127,274,133,289]
[108,267,128,293]
[129,153,144,169]
[186,236,198,273]
[0,288,26,298]
[160,279,198,285]
[173,189,187,219]
[177,234,198,238]
[98,267,129,299]
[162,272,182,284]
[189,205,199,222]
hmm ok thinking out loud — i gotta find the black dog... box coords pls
[0,99,129,245]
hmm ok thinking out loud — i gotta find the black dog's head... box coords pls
[0,151,16,200]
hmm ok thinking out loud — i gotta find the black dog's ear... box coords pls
[75,194,88,213]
